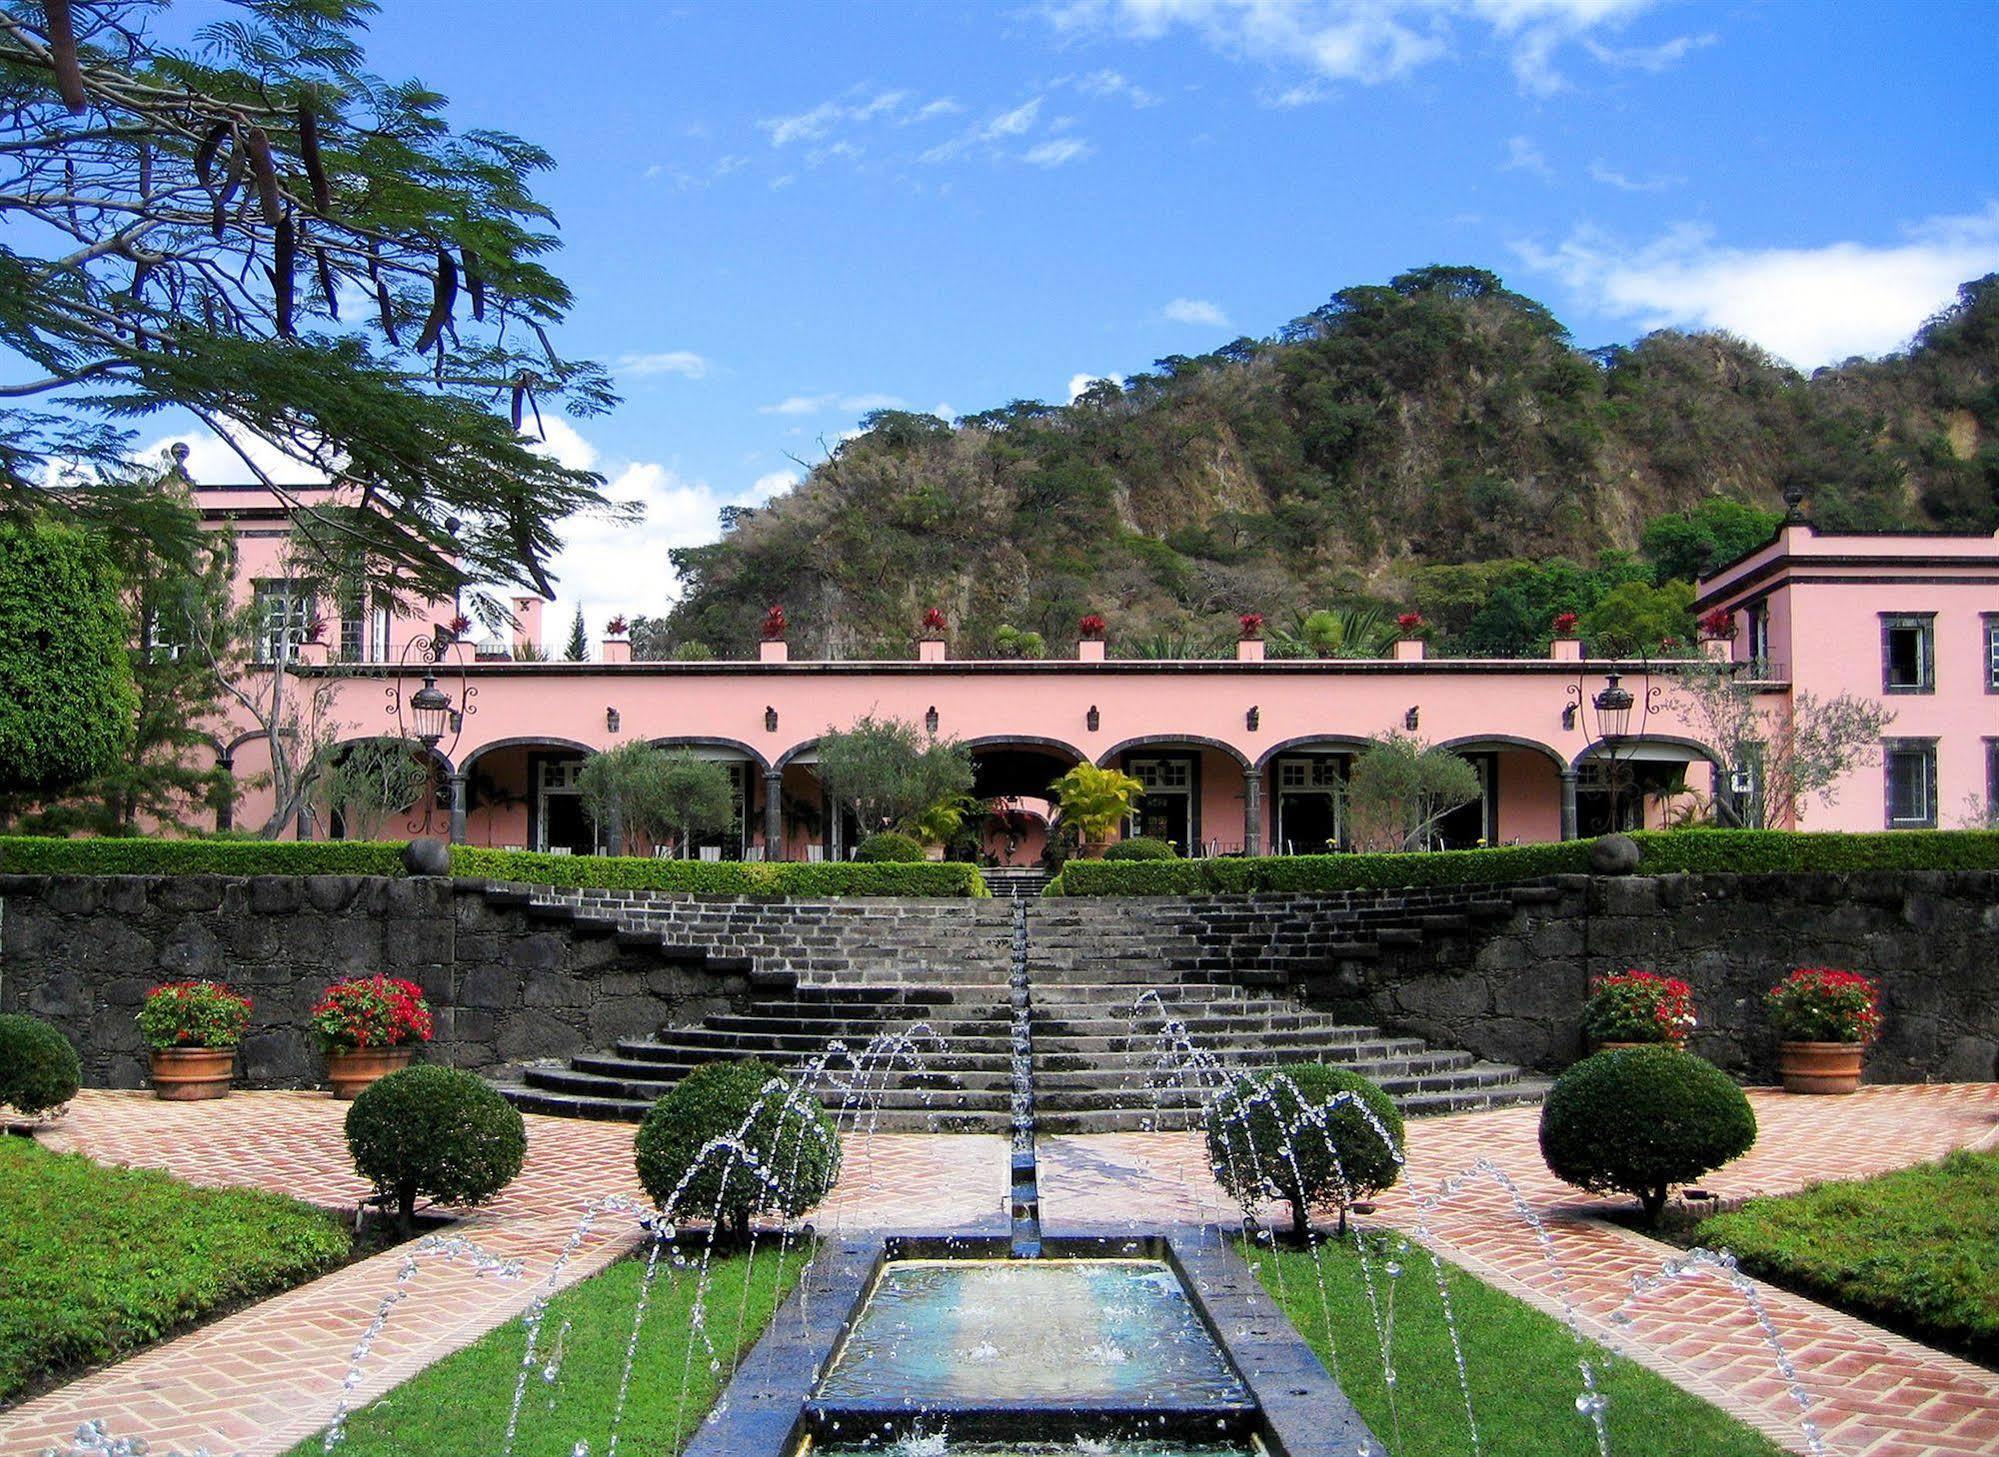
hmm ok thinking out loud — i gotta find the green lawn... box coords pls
[0,1136,352,1405]
[1250,1233,1788,1457]
[1694,1149,1999,1363]
[293,1241,809,1457]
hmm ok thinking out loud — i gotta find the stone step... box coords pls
[498,1083,1011,1133]
[651,1026,1015,1056]
[610,1039,1013,1072]
[1031,1050,1475,1088]
[1032,1065,1521,1113]
[699,1012,1008,1040]
[1033,1030,1429,1058]
[1033,1010,1374,1036]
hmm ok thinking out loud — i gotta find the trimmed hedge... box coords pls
[1103,836,1180,861]
[451,846,989,897]
[853,832,926,863]
[1048,829,1999,895]
[1627,829,1999,874]
[1050,842,1591,895]
[0,835,407,877]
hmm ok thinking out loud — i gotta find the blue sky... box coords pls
[149,0,1999,630]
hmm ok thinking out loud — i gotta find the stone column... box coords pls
[447,771,468,845]
[763,771,784,860]
[1560,769,1579,841]
[215,754,234,833]
[1242,770,1263,857]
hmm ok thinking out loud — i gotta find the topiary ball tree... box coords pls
[345,1065,527,1232]
[1104,836,1179,861]
[853,831,926,863]
[1539,1046,1757,1225]
[0,518,138,796]
[0,1014,82,1118]
[634,1059,841,1247]
[1205,1062,1404,1242]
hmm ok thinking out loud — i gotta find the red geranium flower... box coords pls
[310,975,435,1053]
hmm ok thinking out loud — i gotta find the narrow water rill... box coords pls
[1007,898,1042,1259]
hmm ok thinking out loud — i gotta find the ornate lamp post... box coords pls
[1566,667,1658,833]
[386,626,476,837]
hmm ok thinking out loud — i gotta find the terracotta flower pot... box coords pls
[1594,1041,1651,1052]
[326,1045,418,1100]
[1776,1040,1864,1094]
[150,1047,236,1101]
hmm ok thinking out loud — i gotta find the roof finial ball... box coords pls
[168,440,191,480]
[1781,481,1809,524]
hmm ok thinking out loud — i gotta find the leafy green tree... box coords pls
[0,517,137,800]
[0,0,615,601]
[1051,762,1145,848]
[563,606,588,662]
[1640,500,1783,584]
[1344,732,1481,851]
[1293,607,1393,659]
[574,740,656,853]
[315,736,431,840]
[817,715,973,835]
[654,750,736,854]
[1580,579,1695,657]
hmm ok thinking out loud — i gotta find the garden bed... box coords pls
[1689,1150,1999,1367]
[286,1240,810,1456]
[1251,1231,1786,1456]
[0,1136,356,1407]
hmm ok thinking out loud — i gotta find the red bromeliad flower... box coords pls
[1238,611,1265,638]
[1766,967,1882,1045]
[761,603,788,640]
[1698,607,1738,641]
[1078,613,1107,640]
[605,614,629,637]
[310,975,435,1052]
[1396,612,1425,635]
[1582,969,1696,1046]
[921,607,948,635]
[1552,611,1580,635]
[447,612,472,639]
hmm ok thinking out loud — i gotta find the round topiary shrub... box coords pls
[853,832,926,863]
[345,1065,527,1231]
[0,1014,81,1118]
[1205,1062,1404,1241]
[1539,1046,1756,1224]
[635,1059,841,1245]
[1104,836,1180,861]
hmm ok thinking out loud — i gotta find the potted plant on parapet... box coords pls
[1395,611,1428,640]
[761,603,787,640]
[1552,610,1580,637]
[1078,613,1107,641]
[312,975,435,1099]
[920,607,948,641]
[137,982,251,1100]
[1238,611,1264,641]
[1766,968,1881,1094]
[1698,607,1737,642]
[1582,970,1696,1052]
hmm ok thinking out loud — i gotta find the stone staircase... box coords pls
[497,970,1015,1132]
[1029,980,1547,1134]
[984,866,1054,898]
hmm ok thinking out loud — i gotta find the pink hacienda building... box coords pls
[195,481,1999,861]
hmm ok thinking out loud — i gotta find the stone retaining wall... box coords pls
[0,874,746,1088]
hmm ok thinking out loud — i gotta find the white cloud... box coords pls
[136,423,334,486]
[758,391,908,416]
[1516,205,1999,368]
[750,469,800,498]
[984,97,1043,137]
[617,350,710,379]
[1072,68,1160,106]
[922,96,1053,164]
[1043,0,1662,96]
[1024,137,1093,167]
[761,89,909,146]
[1067,372,1124,402]
[1163,297,1230,328]
[1502,135,1553,180]
[1586,159,1678,192]
[912,98,964,121]
[1583,30,1716,71]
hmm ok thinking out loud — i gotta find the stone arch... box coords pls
[1253,733,1374,772]
[1095,734,1252,771]
[459,735,598,775]
[1567,733,1723,772]
[642,735,773,774]
[1438,734,1568,771]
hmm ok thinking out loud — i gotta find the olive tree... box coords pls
[1344,732,1481,851]
[816,714,973,836]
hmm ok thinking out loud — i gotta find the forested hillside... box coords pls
[649,267,1999,660]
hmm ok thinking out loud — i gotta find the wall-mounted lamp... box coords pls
[764,705,779,733]
[605,706,621,734]
[1404,705,1419,731]
[1246,705,1260,732]
[1562,702,1578,732]
[1086,704,1100,733]
[925,705,939,734]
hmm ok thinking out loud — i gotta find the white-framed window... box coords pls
[1884,739,1937,829]
[1130,757,1190,791]
[1881,613,1935,693]
[1983,615,1999,693]
[1277,756,1343,790]
[538,759,585,793]
[1745,602,1771,668]
[253,579,314,663]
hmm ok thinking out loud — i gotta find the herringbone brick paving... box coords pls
[4,1086,1996,1456]
[1041,1083,1999,1457]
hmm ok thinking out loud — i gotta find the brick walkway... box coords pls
[0,1092,1004,1457]
[5,1087,1996,1457]
[1042,1083,1999,1457]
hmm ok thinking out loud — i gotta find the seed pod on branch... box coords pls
[412,246,457,353]
[245,127,283,225]
[271,215,296,337]
[297,99,331,213]
[314,245,338,319]
[212,144,244,239]
[43,0,88,114]
[193,119,230,186]
[463,248,485,321]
